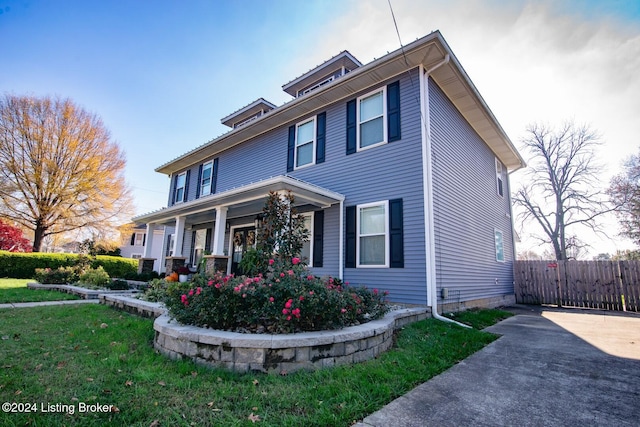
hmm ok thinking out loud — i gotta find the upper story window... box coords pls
[200,161,213,196]
[130,232,145,247]
[197,158,218,199]
[295,118,316,169]
[287,113,326,172]
[496,158,504,197]
[174,172,186,204]
[346,81,400,155]
[358,87,387,151]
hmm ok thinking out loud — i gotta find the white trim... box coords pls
[227,222,255,275]
[356,200,389,268]
[301,212,314,266]
[356,86,387,152]
[294,116,316,169]
[339,200,344,280]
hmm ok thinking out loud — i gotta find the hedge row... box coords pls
[0,251,138,279]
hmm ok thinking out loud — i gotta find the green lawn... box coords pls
[0,304,510,426]
[0,278,80,304]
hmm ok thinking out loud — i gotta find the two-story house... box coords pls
[133,31,525,309]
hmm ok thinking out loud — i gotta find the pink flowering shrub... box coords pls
[164,258,389,334]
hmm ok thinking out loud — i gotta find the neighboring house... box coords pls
[133,31,525,308]
[119,224,168,272]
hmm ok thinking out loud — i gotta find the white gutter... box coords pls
[420,57,472,329]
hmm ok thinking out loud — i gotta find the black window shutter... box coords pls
[165,234,172,257]
[287,125,295,172]
[170,174,178,206]
[183,170,191,202]
[312,210,324,268]
[345,206,356,268]
[389,198,404,268]
[346,99,357,155]
[195,164,203,199]
[212,158,219,194]
[142,233,146,247]
[387,81,401,142]
[316,112,326,164]
[130,234,135,246]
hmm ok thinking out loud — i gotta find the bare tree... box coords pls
[609,147,640,245]
[0,94,133,252]
[513,121,612,260]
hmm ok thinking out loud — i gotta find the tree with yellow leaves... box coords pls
[0,94,133,252]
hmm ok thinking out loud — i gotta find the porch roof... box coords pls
[132,175,344,226]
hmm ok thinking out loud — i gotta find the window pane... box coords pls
[296,142,313,167]
[360,235,385,265]
[176,174,185,188]
[360,117,383,148]
[175,188,184,202]
[201,183,211,195]
[360,205,385,234]
[202,165,212,181]
[360,91,383,122]
[495,231,504,262]
[297,121,314,145]
[301,215,312,264]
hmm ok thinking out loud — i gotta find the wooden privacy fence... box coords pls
[514,260,640,312]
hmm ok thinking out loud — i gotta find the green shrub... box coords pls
[34,266,79,284]
[106,278,131,290]
[0,251,137,279]
[140,278,169,302]
[93,255,137,278]
[79,266,111,288]
[164,258,389,334]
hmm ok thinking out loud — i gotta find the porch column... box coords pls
[143,223,155,258]
[212,206,228,255]
[173,215,186,257]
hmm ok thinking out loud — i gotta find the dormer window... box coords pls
[282,51,362,98]
[221,98,276,129]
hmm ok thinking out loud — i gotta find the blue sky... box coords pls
[1,0,639,255]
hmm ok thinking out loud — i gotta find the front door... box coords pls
[230,227,256,276]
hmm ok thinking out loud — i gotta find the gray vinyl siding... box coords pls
[429,77,515,302]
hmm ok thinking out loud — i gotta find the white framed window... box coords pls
[357,201,389,267]
[495,158,504,197]
[495,229,505,262]
[200,161,213,196]
[134,233,145,246]
[174,172,186,204]
[357,87,387,151]
[295,117,316,169]
[301,213,314,265]
[131,253,142,259]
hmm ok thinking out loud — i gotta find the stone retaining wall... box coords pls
[153,307,429,374]
[27,283,140,299]
[99,294,165,318]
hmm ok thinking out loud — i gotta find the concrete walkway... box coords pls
[356,305,640,427]
[0,299,99,309]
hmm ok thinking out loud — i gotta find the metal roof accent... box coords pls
[220,98,277,129]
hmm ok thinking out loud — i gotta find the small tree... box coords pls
[256,191,309,265]
[609,147,640,246]
[0,219,31,252]
[514,121,613,260]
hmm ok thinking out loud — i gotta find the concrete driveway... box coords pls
[356,306,640,427]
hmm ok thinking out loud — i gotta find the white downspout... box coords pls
[420,57,472,329]
[339,199,344,280]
